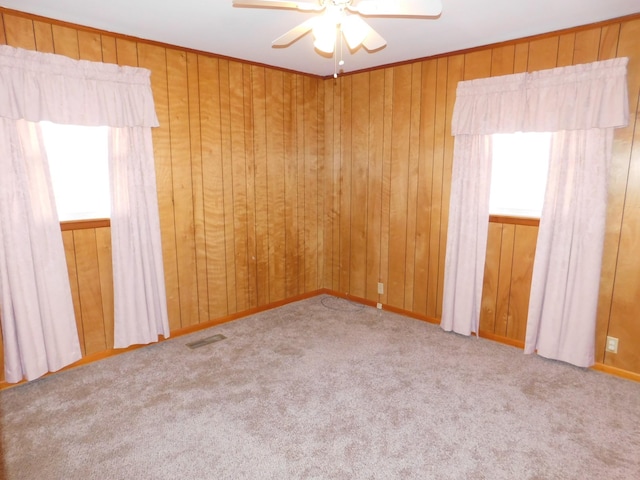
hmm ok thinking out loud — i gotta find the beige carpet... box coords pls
[1,294,639,479]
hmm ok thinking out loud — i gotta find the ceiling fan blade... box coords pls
[341,15,372,51]
[362,28,386,52]
[349,0,442,17]
[232,0,324,12]
[272,17,318,47]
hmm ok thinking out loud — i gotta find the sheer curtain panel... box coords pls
[109,127,169,347]
[440,134,493,335]
[0,119,81,383]
[443,58,628,367]
[0,45,169,382]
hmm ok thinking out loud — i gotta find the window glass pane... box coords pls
[40,122,110,221]
[490,132,552,218]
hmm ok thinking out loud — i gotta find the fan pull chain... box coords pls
[334,24,345,78]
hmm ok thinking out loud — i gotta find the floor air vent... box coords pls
[186,334,227,349]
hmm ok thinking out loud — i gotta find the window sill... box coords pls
[489,215,539,227]
[60,218,110,231]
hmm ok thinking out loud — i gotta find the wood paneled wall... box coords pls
[323,16,640,375]
[323,59,457,319]
[1,8,640,382]
[0,9,325,382]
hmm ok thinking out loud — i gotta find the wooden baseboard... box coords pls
[324,289,440,325]
[326,292,640,384]
[591,362,640,383]
[478,331,526,349]
[0,289,328,391]
[3,289,638,389]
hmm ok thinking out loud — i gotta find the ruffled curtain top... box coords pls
[452,57,629,135]
[0,45,158,127]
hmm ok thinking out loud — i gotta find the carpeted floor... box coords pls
[1,294,639,479]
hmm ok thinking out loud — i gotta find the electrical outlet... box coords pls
[377,282,384,295]
[606,336,619,354]
[376,302,382,309]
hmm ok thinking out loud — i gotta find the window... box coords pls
[489,132,552,218]
[40,122,110,221]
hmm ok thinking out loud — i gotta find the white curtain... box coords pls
[440,134,492,335]
[0,119,81,383]
[442,58,628,367]
[0,45,169,382]
[525,129,613,367]
[109,127,169,347]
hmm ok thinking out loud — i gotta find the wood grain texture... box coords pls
[480,223,503,333]
[72,229,107,355]
[167,48,199,327]
[2,9,640,379]
[412,59,437,315]
[506,225,537,342]
[604,18,640,372]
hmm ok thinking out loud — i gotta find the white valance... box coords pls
[452,57,629,135]
[0,45,158,127]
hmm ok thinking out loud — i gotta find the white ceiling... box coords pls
[1,0,639,77]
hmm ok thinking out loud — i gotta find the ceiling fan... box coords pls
[232,0,443,56]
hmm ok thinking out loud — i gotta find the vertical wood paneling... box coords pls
[598,24,621,60]
[115,38,138,67]
[387,65,412,308]
[251,65,271,306]
[426,58,447,317]
[403,63,422,310]
[506,226,537,342]
[33,20,53,53]
[572,28,601,64]
[294,75,304,296]
[322,79,334,290]
[100,34,117,64]
[350,73,369,298]
[605,18,640,371]
[480,223,502,333]
[330,78,342,291]
[62,231,85,357]
[218,59,238,313]
[437,55,464,317]
[73,229,107,354]
[51,24,78,59]
[366,70,385,301]
[137,42,182,330]
[495,224,515,337]
[304,75,319,292]
[4,14,36,49]
[95,228,114,349]
[413,59,437,315]
[339,76,353,293]
[0,14,6,45]
[199,57,229,317]
[265,68,286,302]
[228,60,250,312]
[187,52,210,322]
[556,33,576,67]
[378,68,394,305]
[464,50,492,79]
[167,49,199,327]
[243,63,258,308]
[527,36,559,71]
[490,44,515,76]
[3,9,640,383]
[77,30,102,61]
[285,74,300,298]
[513,43,529,73]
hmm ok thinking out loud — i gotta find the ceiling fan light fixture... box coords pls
[341,15,371,51]
[312,20,336,54]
